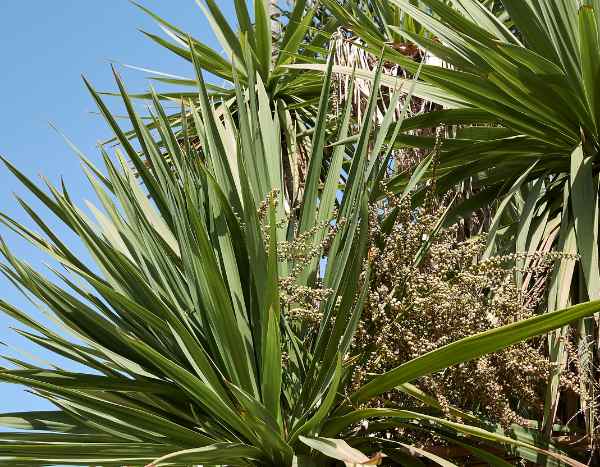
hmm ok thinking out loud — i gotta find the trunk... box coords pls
[270,0,281,38]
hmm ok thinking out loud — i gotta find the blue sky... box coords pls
[0,0,235,415]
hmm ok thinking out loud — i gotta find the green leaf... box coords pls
[261,196,283,425]
[299,436,372,465]
[579,5,600,135]
[484,161,538,258]
[570,144,600,299]
[325,410,585,467]
[195,0,244,63]
[254,0,272,79]
[147,443,263,466]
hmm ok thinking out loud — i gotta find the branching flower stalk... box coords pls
[352,193,581,430]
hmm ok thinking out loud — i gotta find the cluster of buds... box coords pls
[351,194,581,432]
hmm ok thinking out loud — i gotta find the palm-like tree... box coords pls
[1,18,598,463]
[133,0,327,99]
[325,0,600,455]
[111,0,347,212]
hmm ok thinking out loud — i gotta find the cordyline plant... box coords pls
[111,0,339,207]
[132,0,331,103]
[1,27,599,467]
[316,0,600,456]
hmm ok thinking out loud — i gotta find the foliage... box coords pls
[321,0,600,458]
[115,0,340,207]
[1,45,598,467]
[132,0,330,101]
[3,1,600,466]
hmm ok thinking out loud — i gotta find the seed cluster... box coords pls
[258,191,338,324]
[351,196,580,428]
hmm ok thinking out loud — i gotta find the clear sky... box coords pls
[0,0,235,415]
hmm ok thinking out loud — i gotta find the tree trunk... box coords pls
[270,0,281,38]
